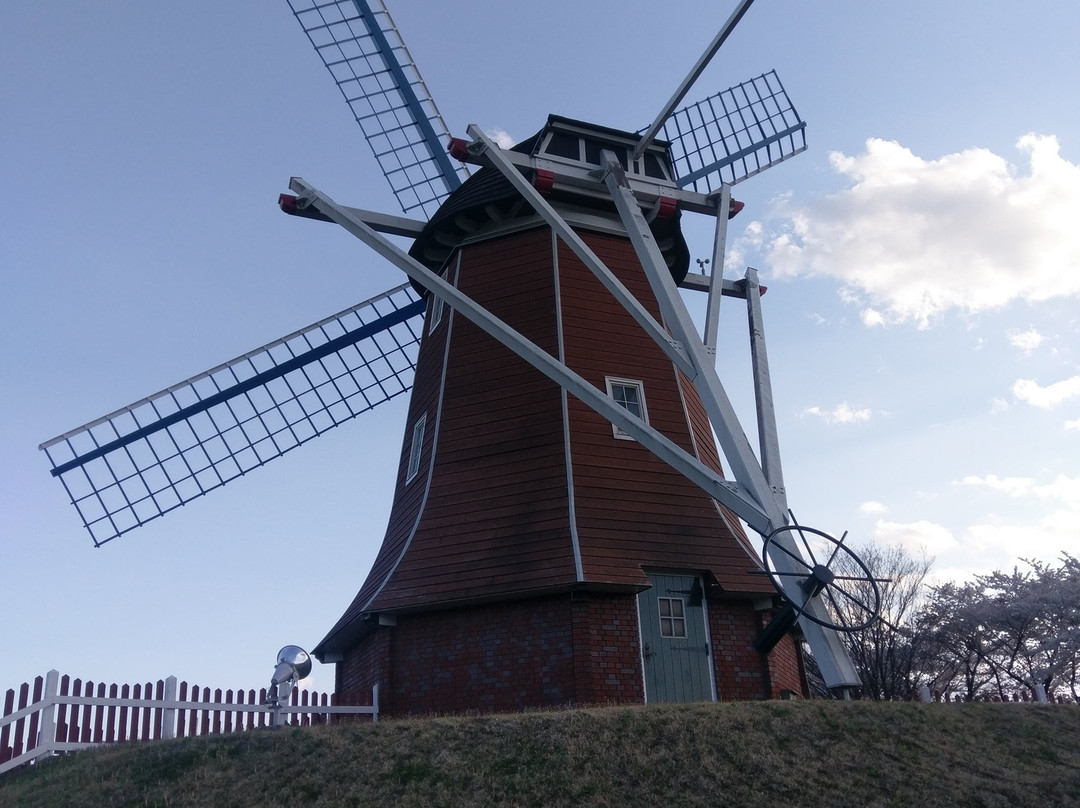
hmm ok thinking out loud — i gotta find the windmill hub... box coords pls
[807,564,836,590]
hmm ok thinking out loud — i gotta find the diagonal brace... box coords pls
[597,154,861,688]
[464,125,697,382]
[288,177,765,524]
[599,152,780,527]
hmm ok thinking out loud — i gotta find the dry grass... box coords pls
[2,701,1078,807]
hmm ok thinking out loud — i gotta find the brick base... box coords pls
[708,600,807,700]
[337,592,805,716]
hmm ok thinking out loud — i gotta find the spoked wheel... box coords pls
[762,524,882,632]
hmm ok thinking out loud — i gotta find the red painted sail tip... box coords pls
[448,138,470,161]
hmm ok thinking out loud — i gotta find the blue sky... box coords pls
[3,1,1078,696]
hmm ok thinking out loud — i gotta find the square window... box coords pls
[605,377,648,439]
[658,597,687,638]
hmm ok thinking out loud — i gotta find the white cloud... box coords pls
[1032,475,1080,508]
[1007,327,1045,353]
[935,474,1080,576]
[990,397,1011,414]
[1011,374,1080,408]
[963,510,1080,563]
[1066,418,1080,431]
[873,519,958,556]
[764,134,1080,328]
[486,128,516,149]
[961,473,1080,508]
[859,500,887,515]
[860,308,885,327]
[960,473,1035,497]
[800,402,872,424]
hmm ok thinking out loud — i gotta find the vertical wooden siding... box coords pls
[370,228,577,610]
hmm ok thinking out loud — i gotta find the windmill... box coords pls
[40,0,881,710]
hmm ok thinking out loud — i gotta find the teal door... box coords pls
[638,573,715,702]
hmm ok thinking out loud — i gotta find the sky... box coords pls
[3,1,1079,698]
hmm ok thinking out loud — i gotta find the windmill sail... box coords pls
[662,70,806,191]
[287,0,469,217]
[40,284,424,546]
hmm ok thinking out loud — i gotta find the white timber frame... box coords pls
[287,125,861,688]
[605,376,649,440]
[592,149,858,687]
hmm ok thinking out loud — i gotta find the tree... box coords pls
[794,546,1080,702]
[828,542,933,700]
[797,542,932,699]
[916,580,997,700]
[918,554,1080,701]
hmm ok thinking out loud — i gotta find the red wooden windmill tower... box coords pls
[41,0,881,713]
[308,115,806,712]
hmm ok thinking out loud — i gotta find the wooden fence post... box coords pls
[93,682,106,744]
[141,681,152,740]
[1,687,15,764]
[161,676,177,740]
[26,676,43,754]
[79,680,93,744]
[13,682,29,757]
[38,670,59,754]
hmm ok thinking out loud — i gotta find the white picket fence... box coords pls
[1,670,378,775]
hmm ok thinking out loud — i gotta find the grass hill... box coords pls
[1,700,1077,807]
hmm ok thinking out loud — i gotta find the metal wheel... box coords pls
[762,524,881,632]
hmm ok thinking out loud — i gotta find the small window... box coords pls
[605,377,648,439]
[640,152,670,180]
[543,131,581,160]
[658,597,687,638]
[584,138,627,170]
[406,413,426,483]
[429,294,444,333]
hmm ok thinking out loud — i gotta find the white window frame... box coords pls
[605,377,648,440]
[428,294,444,333]
[406,413,427,483]
[658,596,687,638]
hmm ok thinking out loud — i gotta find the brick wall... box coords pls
[570,591,645,705]
[337,624,392,710]
[338,592,650,716]
[360,596,577,716]
[337,592,804,715]
[707,600,806,700]
[762,615,808,698]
